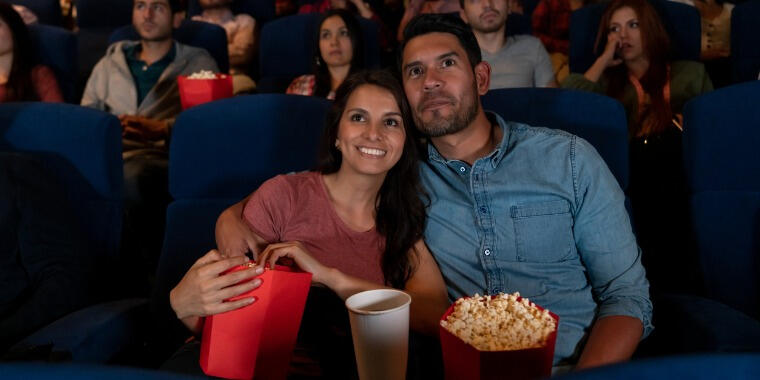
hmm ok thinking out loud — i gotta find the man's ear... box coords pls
[173,12,185,28]
[474,61,491,95]
[459,9,469,24]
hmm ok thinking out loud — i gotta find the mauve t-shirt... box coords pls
[243,171,385,285]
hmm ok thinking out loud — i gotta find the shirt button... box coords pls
[479,206,487,214]
[492,288,500,294]
[459,166,466,173]
[484,249,491,256]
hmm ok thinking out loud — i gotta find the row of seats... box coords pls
[2,83,759,363]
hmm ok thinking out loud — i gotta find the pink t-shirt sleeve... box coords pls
[242,175,293,243]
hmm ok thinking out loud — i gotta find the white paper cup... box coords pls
[345,289,412,380]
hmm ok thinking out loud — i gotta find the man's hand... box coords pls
[120,115,169,141]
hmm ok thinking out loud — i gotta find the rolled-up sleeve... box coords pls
[571,137,654,338]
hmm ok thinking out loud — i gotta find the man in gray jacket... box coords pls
[82,0,218,275]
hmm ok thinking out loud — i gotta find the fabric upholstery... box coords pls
[556,353,760,379]
[28,24,78,103]
[76,0,133,29]
[109,20,230,74]
[0,362,201,379]
[482,87,629,190]
[682,81,760,319]
[731,0,760,83]
[569,0,701,74]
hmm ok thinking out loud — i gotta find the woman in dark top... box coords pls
[0,2,62,103]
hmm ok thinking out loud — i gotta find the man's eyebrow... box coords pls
[402,51,459,72]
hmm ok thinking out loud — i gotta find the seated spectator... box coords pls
[81,0,218,281]
[192,0,256,93]
[532,0,588,82]
[563,0,712,295]
[0,152,92,354]
[460,0,557,88]
[0,3,62,102]
[397,0,461,41]
[165,70,449,377]
[287,9,365,100]
[299,0,393,52]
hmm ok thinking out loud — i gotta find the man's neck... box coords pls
[139,39,173,66]
[430,110,502,165]
[626,57,650,79]
[328,65,351,90]
[200,7,234,23]
[473,27,506,54]
[0,53,12,84]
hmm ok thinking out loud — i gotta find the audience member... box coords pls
[287,9,365,100]
[299,0,393,52]
[0,3,62,103]
[397,0,461,41]
[166,70,449,376]
[532,0,588,82]
[81,0,218,284]
[400,14,651,369]
[0,153,92,354]
[460,0,557,88]
[563,0,712,295]
[192,0,256,93]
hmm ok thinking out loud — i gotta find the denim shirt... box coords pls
[421,112,653,365]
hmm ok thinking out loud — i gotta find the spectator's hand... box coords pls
[120,115,169,141]
[599,33,624,68]
[215,204,262,259]
[257,241,331,284]
[170,250,263,319]
[349,0,375,18]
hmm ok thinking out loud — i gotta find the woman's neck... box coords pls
[328,64,351,91]
[0,53,13,85]
[626,57,650,79]
[322,169,384,231]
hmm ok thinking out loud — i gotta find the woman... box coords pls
[286,9,365,100]
[0,2,62,103]
[171,70,449,342]
[562,0,711,295]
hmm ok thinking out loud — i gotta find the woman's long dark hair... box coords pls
[312,9,365,98]
[0,2,37,101]
[595,0,672,137]
[318,70,427,289]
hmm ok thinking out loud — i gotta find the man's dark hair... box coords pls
[398,14,482,72]
[135,0,185,13]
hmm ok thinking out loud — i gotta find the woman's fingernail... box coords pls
[247,297,256,304]
[252,279,262,287]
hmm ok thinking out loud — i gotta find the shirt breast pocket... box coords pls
[511,200,576,263]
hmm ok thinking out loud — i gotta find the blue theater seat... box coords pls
[8,0,62,26]
[683,81,760,320]
[482,87,629,190]
[109,20,230,74]
[187,0,276,25]
[28,24,78,103]
[557,354,760,380]
[258,13,381,93]
[569,0,701,74]
[731,0,760,83]
[0,363,203,379]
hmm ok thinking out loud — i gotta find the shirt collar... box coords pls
[426,111,512,169]
[124,42,177,66]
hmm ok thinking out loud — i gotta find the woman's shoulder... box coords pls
[259,171,321,196]
[671,60,707,77]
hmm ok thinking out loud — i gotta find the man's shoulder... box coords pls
[174,41,213,61]
[502,118,577,147]
[505,34,545,51]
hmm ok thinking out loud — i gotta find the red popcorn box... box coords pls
[439,296,559,380]
[177,73,233,110]
[200,263,312,380]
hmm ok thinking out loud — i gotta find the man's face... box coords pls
[401,32,482,137]
[460,0,509,33]
[133,0,173,42]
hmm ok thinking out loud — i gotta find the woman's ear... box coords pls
[474,61,491,95]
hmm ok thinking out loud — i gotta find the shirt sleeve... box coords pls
[561,73,606,93]
[571,137,654,338]
[81,57,108,109]
[31,66,64,103]
[242,175,294,243]
[533,38,556,87]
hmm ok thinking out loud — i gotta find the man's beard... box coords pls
[415,82,480,138]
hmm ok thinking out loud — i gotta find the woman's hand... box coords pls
[257,241,332,284]
[215,201,264,259]
[348,0,375,19]
[170,250,263,321]
[599,33,624,68]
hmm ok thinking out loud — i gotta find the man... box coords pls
[81,0,218,279]
[192,0,256,93]
[399,14,651,369]
[459,0,557,88]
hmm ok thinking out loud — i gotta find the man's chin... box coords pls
[139,34,172,42]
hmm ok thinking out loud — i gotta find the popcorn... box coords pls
[440,292,556,351]
[187,70,220,79]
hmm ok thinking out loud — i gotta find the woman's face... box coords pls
[336,84,407,178]
[319,15,354,68]
[609,6,645,63]
[0,17,13,56]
